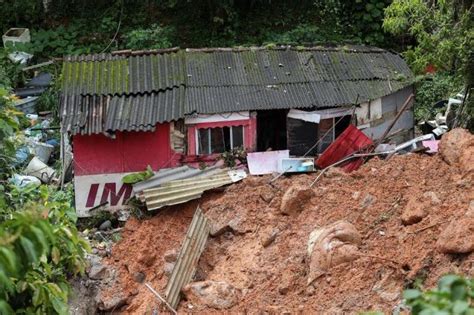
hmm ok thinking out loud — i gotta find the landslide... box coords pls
[101,131,474,314]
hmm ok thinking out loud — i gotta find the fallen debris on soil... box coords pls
[98,130,473,313]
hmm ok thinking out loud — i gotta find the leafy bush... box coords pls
[414,73,462,121]
[0,89,22,180]
[403,274,473,315]
[0,184,90,314]
[221,146,247,168]
[124,24,175,50]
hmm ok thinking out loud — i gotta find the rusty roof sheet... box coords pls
[60,88,185,135]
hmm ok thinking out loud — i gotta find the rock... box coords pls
[423,191,441,204]
[132,271,145,283]
[137,250,156,267]
[228,217,247,234]
[68,277,99,315]
[439,128,474,166]
[401,197,428,225]
[280,185,314,216]
[372,273,400,302]
[210,216,247,236]
[401,191,440,225]
[89,263,108,280]
[360,193,376,209]
[307,221,361,284]
[352,191,361,200]
[99,220,112,231]
[164,262,175,276]
[260,191,275,203]
[210,222,233,237]
[182,280,240,310]
[163,249,178,263]
[97,294,128,311]
[437,215,474,254]
[260,228,279,247]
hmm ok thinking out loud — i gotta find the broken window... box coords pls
[197,126,244,155]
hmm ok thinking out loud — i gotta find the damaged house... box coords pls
[59,46,414,216]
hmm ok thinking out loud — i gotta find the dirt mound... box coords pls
[101,134,473,313]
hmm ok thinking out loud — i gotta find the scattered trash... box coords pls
[278,157,315,173]
[33,142,54,164]
[422,140,439,153]
[10,174,41,188]
[391,133,435,154]
[8,51,33,64]
[25,156,56,183]
[13,97,39,114]
[2,27,31,47]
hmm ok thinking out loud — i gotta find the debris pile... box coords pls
[96,129,473,313]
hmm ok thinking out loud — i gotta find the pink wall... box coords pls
[74,123,178,176]
[186,117,257,155]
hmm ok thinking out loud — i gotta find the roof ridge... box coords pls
[63,45,392,60]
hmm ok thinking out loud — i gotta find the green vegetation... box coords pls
[403,274,473,314]
[0,66,89,314]
[0,0,472,313]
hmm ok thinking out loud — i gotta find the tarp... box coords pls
[316,125,373,172]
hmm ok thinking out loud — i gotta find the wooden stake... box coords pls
[144,283,178,315]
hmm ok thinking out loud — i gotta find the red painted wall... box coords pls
[186,117,257,155]
[74,123,177,176]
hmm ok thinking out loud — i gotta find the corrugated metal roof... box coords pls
[62,51,186,96]
[185,49,411,87]
[185,80,407,114]
[60,88,184,135]
[133,164,224,194]
[60,46,413,134]
[141,169,246,210]
[165,206,210,309]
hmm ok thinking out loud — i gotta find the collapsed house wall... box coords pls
[358,86,414,142]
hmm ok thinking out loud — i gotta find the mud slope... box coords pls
[102,151,473,313]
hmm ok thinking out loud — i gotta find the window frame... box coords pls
[195,125,245,155]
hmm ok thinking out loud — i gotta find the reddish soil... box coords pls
[102,152,473,314]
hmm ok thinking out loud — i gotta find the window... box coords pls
[197,126,244,155]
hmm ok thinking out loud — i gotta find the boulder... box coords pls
[307,221,361,284]
[182,280,240,310]
[439,128,474,166]
[280,185,314,216]
[437,210,474,254]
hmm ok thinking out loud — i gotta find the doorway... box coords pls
[257,110,288,151]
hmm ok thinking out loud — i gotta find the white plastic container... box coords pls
[2,28,30,47]
[33,142,54,163]
[25,156,56,183]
